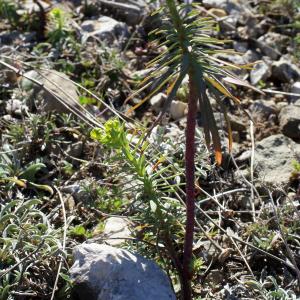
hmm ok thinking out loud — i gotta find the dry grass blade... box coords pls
[50,186,68,300]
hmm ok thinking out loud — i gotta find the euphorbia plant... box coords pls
[127,1,259,299]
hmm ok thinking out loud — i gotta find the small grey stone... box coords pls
[81,16,129,45]
[2,115,14,122]
[250,61,271,85]
[272,59,300,83]
[257,31,282,44]
[102,217,131,246]
[220,15,239,33]
[279,105,300,139]
[202,0,244,15]
[233,41,248,53]
[228,114,247,132]
[6,99,23,116]
[243,17,271,38]
[290,81,300,103]
[213,113,246,132]
[256,32,289,60]
[150,93,166,113]
[236,150,251,163]
[205,269,224,287]
[61,184,81,195]
[61,181,93,203]
[238,195,252,210]
[70,244,176,300]
[132,68,153,80]
[249,100,278,120]
[217,53,245,65]
[66,141,83,159]
[255,134,300,186]
[234,168,251,181]
[170,100,187,120]
[276,101,288,111]
[97,0,149,26]
[243,50,260,63]
[194,240,218,262]
[21,70,80,114]
[242,15,259,37]
[0,31,24,45]
[256,41,279,60]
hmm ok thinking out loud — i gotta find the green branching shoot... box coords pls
[125,1,260,298]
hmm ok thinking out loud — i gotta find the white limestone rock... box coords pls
[70,243,176,300]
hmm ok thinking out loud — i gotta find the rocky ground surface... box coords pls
[0,0,300,299]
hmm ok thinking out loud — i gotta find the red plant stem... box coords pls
[182,74,198,300]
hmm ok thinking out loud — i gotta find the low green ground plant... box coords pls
[0,0,19,28]
[0,198,69,299]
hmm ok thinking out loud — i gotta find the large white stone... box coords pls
[70,243,176,300]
